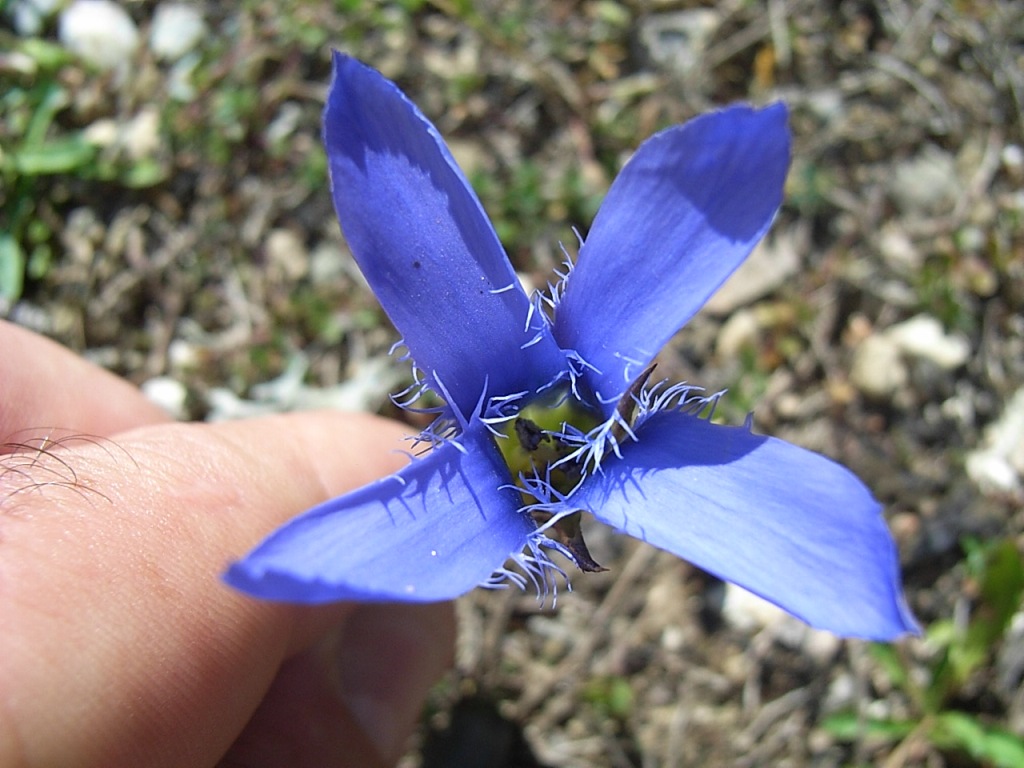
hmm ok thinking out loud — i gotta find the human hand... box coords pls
[0,320,455,767]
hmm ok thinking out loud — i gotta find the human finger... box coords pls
[0,411,449,767]
[221,602,455,768]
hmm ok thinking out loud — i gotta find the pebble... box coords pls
[886,314,971,370]
[264,228,309,281]
[150,3,206,62]
[715,308,759,359]
[850,333,907,399]
[850,314,969,400]
[1002,144,1024,182]
[638,10,720,77]
[141,376,188,419]
[123,107,161,159]
[720,583,840,662]
[83,107,161,160]
[167,338,198,369]
[58,0,139,70]
[721,582,786,634]
[876,222,922,272]
[823,672,857,712]
[965,386,1024,494]
[83,118,120,148]
[310,242,347,285]
[889,144,960,214]
[167,52,202,102]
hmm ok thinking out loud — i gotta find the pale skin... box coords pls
[0,320,455,768]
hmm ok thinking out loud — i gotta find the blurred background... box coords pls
[2,1,1022,765]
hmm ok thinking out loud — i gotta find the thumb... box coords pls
[0,411,452,767]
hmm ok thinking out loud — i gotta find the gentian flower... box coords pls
[226,53,917,640]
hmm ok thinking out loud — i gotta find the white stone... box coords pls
[123,107,161,159]
[722,584,840,661]
[966,387,1024,494]
[58,0,139,70]
[166,51,201,101]
[850,333,907,399]
[288,357,404,413]
[150,3,206,62]
[84,108,160,159]
[877,223,921,272]
[206,387,277,421]
[167,338,198,369]
[83,118,120,147]
[264,228,308,281]
[141,376,188,419]
[660,624,686,653]
[722,582,787,633]
[890,145,960,214]
[886,314,971,370]
[1001,144,1023,174]
[638,10,720,77]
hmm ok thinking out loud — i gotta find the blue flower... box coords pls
[225,53,918,640]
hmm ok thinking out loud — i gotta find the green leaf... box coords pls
[933,711,1024,768]
[120,159,168,188]
[977,539,1024,629]
[948,539,1024,689]
[13,137,97,175]
[582,675,635,720]
[18,38,75,70]
[23,81,69,146]
[0,234,25,302]
[821,712,916,743]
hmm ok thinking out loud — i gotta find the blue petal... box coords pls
[324,54,566,417]
[569,411,918,639]
[224,429,533,603]
[554,104,791,411]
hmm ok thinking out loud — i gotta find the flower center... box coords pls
[494,392,600,493]
[493,389,607,571]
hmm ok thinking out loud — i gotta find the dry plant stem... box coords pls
[517,543,661,725]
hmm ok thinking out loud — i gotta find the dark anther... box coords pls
[514,417,548,452]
